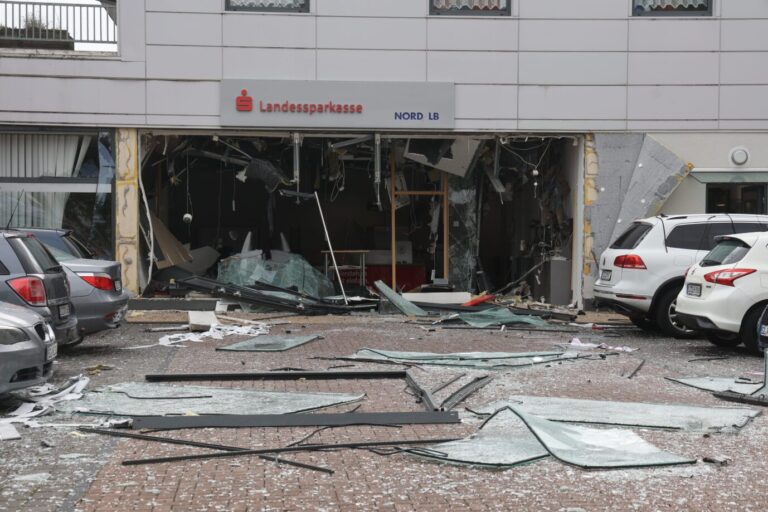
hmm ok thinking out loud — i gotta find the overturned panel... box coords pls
[512,408,696,470]
[667,377,763,395]
[56,382,363,417]
[374,280,428,317]
[413,408,549,469]
[455,307,549,328]
[478,395,760,432]
[216,335,322,352]
[347,348,575,370]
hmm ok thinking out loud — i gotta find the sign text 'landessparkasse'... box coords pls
[221,80,455,129]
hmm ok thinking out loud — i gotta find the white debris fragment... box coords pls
[569,337,637,353]
[158,322,270,347]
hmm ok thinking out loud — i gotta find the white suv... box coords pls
[677,231,768,354]
[594,214,768,338]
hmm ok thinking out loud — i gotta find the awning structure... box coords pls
[691,169,768,184]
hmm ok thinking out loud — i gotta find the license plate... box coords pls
[687,283,702,297]
[59,303,70,318]
[114,280,122,293]
[45,343,57,361]
[600,270,612,281]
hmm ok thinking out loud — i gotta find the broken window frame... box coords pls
[225,0,310,13]
[429,0,511,16]
[632,0,713,17]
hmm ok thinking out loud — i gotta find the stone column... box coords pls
[114,128,141,295]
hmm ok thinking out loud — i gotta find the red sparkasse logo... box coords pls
[235,89,363,116]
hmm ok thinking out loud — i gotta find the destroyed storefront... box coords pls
[137,132,582,308]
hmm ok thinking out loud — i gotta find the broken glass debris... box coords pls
[476,395,759,432]
[455,307,549,328]
[346,348,576,370]
[216,335,322,352]
[667,377,763,395]
[510,407,696,469]
[56,382,363,417]
[374,280,428,317]
[413,408,549,469]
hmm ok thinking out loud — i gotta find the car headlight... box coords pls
[0,327,29,345]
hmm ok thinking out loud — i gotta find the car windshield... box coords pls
[699,239,752,267]
[610,222,652,249]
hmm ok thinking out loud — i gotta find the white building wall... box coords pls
[0,0,768,131]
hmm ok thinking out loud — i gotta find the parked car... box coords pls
[593,214,768,338]
[20,228,129,339]
[0,230,77,346]
[0,302,57,395]
[676,231,768,354]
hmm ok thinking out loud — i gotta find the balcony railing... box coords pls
[0,1,117,51]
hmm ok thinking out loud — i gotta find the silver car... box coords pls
[0,302,56,395]
[21,228,130,342]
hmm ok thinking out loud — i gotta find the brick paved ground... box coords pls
[2,312,768,511]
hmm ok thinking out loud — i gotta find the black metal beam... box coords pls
[439,375,493,411]
[404,370,440,412]
[77,427,334,474]
[122,438,461,466]
[131,411,459,430]
[145,370,408,382]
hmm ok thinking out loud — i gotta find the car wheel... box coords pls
[705,332,742,348]
[740,304,767,355]
[655,286,699,339]
[629,314,658,332]
[60,336,84,349]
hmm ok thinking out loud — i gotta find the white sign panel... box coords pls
[221,80,454,130]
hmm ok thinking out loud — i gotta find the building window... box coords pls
[430,0,511,16]
[226,0,309,12]
[706,183,767,215]
[633,1,712,16]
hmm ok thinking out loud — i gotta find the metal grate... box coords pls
[0,1,118,46]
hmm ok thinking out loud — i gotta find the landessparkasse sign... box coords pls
[220,80,454,130]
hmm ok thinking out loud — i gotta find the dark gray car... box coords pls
[0,231,78,346]
[21,228,129,339]
[0,302,57,395]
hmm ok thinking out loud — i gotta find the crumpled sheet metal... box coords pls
[413,408,548,469]
[216,335,322,352]
[477,395,760,432]
[347,348,576,370]
[511,407,696,469]
[56,382,364,417]
[455,307,549,328]
[667,377,763,395]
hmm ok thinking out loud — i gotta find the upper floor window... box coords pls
[226,0,309,13]
[633,0,712,16]
[430,0,511,16]
[0,0,118,52]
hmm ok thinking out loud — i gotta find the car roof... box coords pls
[714,231,768,245]
[637,214,768,225]
[18,227,70,236]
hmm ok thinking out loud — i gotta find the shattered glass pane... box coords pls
[347,348,575,370]
[414,408,549,469]
[56,383,363,417]
[455,307,549,328]
[477,395,760,432]
[511,408,696,469]
[216,335,322,352]
[667,377,763,395]
[218,250,335,298]
[374,280,428,317]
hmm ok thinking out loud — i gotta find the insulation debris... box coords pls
[345,348,577,370]
[1,377,90,436]
[476,395,760,432]
[216,334,322,352]
[55,382,364,417]
[569,337,638,353]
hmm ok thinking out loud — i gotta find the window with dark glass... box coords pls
[226,0,309,12]
[665,224,708,250]
[706,184,767,215]
[430,0,511,16]
[633,1,712,16]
